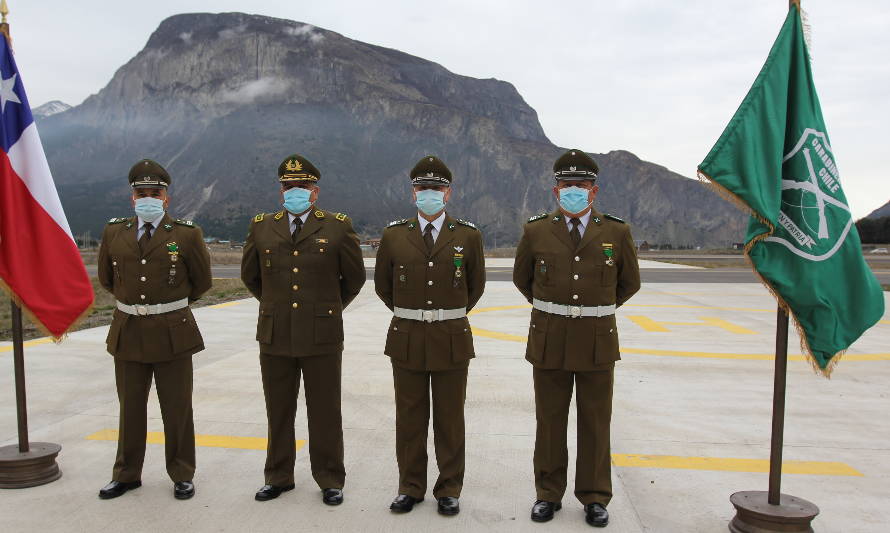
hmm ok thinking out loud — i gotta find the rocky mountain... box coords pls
[32,100,71,118]
[866,200,890,220]
[39,12,745,247]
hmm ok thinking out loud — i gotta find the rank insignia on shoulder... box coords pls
[387,219,409,227]
[107,217,127,225]
[274,211,285,220]
[314,210,325,219]
[527,213,548,223]
[604,213,625,224]
[254,213,265,223]
[456,218,477,229]
[334,212,348,222]
[174,219,195,227]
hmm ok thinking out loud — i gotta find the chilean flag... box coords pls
[0,35,93,338]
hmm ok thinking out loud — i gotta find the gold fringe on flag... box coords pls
[0,279,95,343]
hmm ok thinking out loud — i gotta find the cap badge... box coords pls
[285,159,303,172]
[570,166,577,171]
[428,157,433,162]
[426,172,434,177]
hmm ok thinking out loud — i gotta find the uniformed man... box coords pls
[96,159,212,500]
[513,149,641,528]
[374,155,485,516]
[241,154,365,506]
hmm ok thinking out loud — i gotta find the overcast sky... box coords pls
[8,0,890,218]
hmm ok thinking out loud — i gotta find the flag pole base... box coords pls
[0,442,62,488]
[729,491,819,533]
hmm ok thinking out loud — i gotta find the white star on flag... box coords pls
[0,72,22,112]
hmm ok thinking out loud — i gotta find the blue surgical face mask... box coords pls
[134,196,165,221]
[558,186,592,215]
[415,189,446,216]
[283,187,313,214]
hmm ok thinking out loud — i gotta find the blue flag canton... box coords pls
[0,36,34,153]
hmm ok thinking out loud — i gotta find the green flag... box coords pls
[697,6,884,376]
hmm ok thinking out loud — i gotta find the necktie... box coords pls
[423,223,435,254]
[570,218,582,246]
[292,217,303,244]
[138,222,153,253]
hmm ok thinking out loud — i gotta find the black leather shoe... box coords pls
[530,500,562,522]
[255,483,295,501]
[585,503,609,527]
[322,488,344,506]
[437,496,460,516]
[174,481,195,500]
[98,480,142,500]
[390,494,423,513]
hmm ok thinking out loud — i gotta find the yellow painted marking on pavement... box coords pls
[612,454,862,476]
[880,320,890,325]
[627,303,774,313]
[468,304,532,316]
[470,327,890,361]
[0,337,55,353]
[626,315,757,335]
[86,429,305,451]
[627,316,670,332]
[207,301,246,309]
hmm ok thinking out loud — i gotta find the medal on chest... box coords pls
[167,242,179,284]
[453,247,464,287]
[602,243,614,266]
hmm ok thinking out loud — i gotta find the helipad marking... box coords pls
[0,338,54,353]
[627,315,757,335]
[86,429,305,451]
[612,454,862,476]
[207,301,247,309]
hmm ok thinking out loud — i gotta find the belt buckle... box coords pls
[422,310,434,323]
[570,306,582,319]
[136,305,149,316]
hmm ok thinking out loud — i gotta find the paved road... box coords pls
[84,264,889,284]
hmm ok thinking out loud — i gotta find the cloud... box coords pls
[283,24,324,43]
[218,23,247,40]
[218,77,289,104]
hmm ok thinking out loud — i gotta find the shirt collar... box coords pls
[288,210,310,226]
[417,211,446,233]
[564,210,592,228]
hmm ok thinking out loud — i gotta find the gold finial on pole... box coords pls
[0,0,10,43]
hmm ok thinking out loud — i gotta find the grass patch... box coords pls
[0,278,251,342]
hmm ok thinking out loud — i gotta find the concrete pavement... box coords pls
[1,275,888,532]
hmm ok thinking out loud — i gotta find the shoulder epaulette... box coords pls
[527,212,548,223]
[387,219,409,227]
[107,217,127,225]
[313,210,326,219]
[456,218,478,230]
[334,212,348,222]
[253,213,265,223]
[604,214,625,224]
[274,211,285,220]
[175,219,196,227]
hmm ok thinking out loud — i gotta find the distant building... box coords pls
[634,240,650,251]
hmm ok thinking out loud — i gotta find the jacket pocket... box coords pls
[594,318,620,364]
[384,318,410,361]
[451,318,475,362]
[534,254,555,287]
[169,310,203,354]
[525,309,548,364]
[314,302,344,344]
[256,306,274,344]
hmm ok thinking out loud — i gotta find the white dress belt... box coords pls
[532,298,616,318]
[393,306,467,323]
[116,298,189,316]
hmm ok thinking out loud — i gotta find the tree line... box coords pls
[856,216,890,244]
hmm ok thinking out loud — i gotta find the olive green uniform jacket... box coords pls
[374,215,485,371]
[97,214,212,362]
[241,208,366,357]
[513,209,641,371]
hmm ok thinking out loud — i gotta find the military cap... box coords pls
[553,149,599,181]
[410,155,452,187]
[278,153,320,183]
[128,159,171,188]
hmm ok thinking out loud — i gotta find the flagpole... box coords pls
[767,308,789,504]
[0,0,63,489]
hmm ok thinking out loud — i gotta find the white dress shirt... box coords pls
[564,210,592,238]
[136,213,165,240]
[288,210,310,233]
[418,211,446,243]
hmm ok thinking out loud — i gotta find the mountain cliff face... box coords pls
[32,100,71,118]
[866,200,890,220]
[40,12,744,246]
